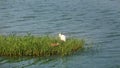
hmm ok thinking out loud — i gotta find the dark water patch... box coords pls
[99,9,114,13]
[94,51,120,59]
[106,33,120,38]
[22,57,57,68]
[14,22,36,27]
[49,17,72,22]
[21,15,37,19]
[14,19,28,22]
[0,25,12,29]
[76,13,87,17]
[109,65,120,68]
[0,56,66,68]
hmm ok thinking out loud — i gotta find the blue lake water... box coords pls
[0,0,120,68]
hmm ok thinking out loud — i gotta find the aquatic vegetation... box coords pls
[0,34,85,57]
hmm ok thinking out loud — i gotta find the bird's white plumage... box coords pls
[59,33,66,42]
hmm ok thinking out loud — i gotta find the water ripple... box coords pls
[0,0,120,68]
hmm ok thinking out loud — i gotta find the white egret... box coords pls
[59,33,66,42]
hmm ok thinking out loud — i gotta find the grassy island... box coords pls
[0,34,85,57]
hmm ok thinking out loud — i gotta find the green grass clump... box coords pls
[0,34,85,57]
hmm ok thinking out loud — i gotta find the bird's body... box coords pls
[59,33,66,42]
[51,43,59,46]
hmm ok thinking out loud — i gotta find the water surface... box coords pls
[0,0,120,68]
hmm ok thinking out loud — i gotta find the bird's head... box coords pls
[59,33,62,37]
